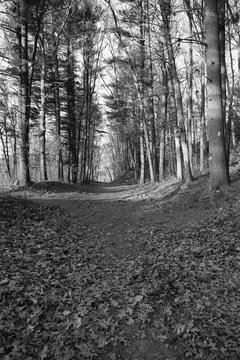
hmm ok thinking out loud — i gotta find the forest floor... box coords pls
[1,166,240,359]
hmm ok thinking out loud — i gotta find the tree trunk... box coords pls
[17,0,31,186]
[138,0,154,183]
[139,121,145,184]
[168,124,176,177]
[12,115,18,179]
[199,54,207,173]
[159,123,166,181]
[174,127,183,180]
[205,0,229,194]
[218,0,230,183]
[39,33,48,181]
[82,68,91,184]
[226,13,235,164]
[146,0,158,177]
[184,0,194,172]
[160,0,193,183]
[51,32,63,182]
[67,39,78,183]
[169,84,183,180]
[0,127,11,178]
[159,74,168,181]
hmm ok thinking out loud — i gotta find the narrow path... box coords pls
[5,177,240,359]
[31,180,213,264]
[33,183,146,260]
[30,182,184,359]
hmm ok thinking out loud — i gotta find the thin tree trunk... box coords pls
[169,84,183,180]
[67,39,78,183]
[39,33,48,181]
[0,129,11,177]
[146,0,158,177]
[160,0,193,183]
[159,123,166,181]
[143,115,154,181]
[52,35,63,181]
[218,0,230,183]
[225,12,235,164]
[183,0,194,173]
[139,0,154,183]
[169,122,176,177]
[159,72,168,181]
[199,55,207,173]
[233,0,239,151]
[18,0,31,186]
[82,64,91,184]
[13,117,18,179]
[139,121,145,184]
[174,127,183,180]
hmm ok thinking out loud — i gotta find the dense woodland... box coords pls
[0,0,239,195]
[2,1,240,359]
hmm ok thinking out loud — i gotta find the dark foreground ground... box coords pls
[1,174,240,359]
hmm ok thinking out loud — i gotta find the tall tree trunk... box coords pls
[12,113,18,179]
[183,0,194,172]
[199,53,207,173]
[82,67,91,184]
[225,12,235,163]
[146,0,158,177]
[159,66,168,181]
[51,33,63,181]
[139,0,154,183]
[169,81,183,180]
[233,0,240,83]
[218,0,230,183]
[205,0,229,194]
[39,33,48,181]
[17,0,31,186]
[67,39,78,183]
[160,0,193,183]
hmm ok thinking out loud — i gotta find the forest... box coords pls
[0,0,239,194]
[1,0,240,359]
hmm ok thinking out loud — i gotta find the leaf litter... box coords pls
[1,179,240,360]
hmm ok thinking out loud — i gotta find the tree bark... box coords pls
[159,122,166,181]
[146,0,158,177]
[139,121,145,184]
[17,0,31,186]
[159,0,193,183]
[139,0,154,183]
[183,0,194,172]
[205,0,229,193]
[67,39,78,183]
[39,32,48,181]
[51,28,63,182]
[199,53,207,173]
[159,65,168,181]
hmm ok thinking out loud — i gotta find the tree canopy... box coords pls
[0,0,239,194]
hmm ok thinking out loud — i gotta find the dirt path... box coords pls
[28,180,215,264]
[28,182,200,359]
[7,177,240,359]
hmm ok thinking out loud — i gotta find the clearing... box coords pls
[1,172,240,359]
